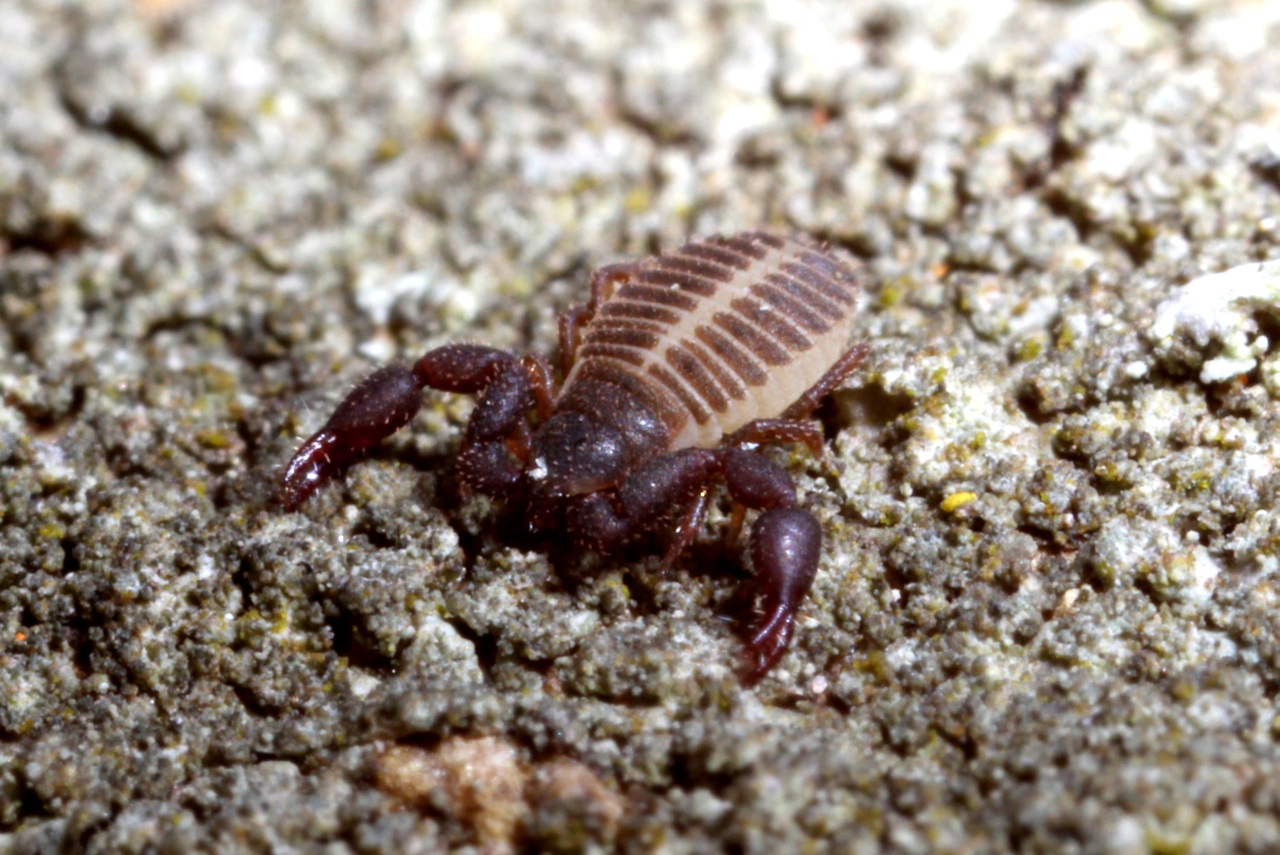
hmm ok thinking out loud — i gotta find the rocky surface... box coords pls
[3,0,1280,852]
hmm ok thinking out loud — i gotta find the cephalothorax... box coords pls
[281,230,867,681]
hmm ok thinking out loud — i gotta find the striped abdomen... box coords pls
[560,231,863,450]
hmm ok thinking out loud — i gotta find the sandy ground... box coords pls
[3,0,1280,852]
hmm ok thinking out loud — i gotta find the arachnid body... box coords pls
[281,230,867,680]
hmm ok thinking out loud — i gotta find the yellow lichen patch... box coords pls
[195,428,231,450]
[624,186,651,213]
[940,491,977,513]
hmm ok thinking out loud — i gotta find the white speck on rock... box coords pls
[1148,259,1280,383]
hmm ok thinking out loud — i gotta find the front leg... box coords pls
[279,344,527,509]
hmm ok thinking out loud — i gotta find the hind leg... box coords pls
[781,342,869,420]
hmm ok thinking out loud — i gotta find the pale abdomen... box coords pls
[560,231,864,450]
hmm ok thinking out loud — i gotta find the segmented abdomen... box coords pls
[561,231,863,450]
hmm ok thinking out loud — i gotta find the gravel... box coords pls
[3,0,1280,852]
